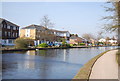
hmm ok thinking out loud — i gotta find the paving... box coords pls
[89,50,118,79]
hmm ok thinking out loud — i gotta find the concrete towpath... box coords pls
[89,50,118,79]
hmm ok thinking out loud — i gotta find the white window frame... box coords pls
[7,26,11,29]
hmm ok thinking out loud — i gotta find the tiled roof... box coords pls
[49,29,69,33]
[0,18,3,24]
[70,35,83,40]
[0,18,19,27]
[22,24,69,33]
[22,24,47,29]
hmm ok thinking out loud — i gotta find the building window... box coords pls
[8,39,13,43]
[3,40,7,44]
[13,33,14,37]
[8,32,11,37]
[10,26,13,29]
[17,27,19,30]
[13,26,16,30]
[7,26,11,29]
[25,29,30,37]
[16,33,18,37]
[5,31,7,36]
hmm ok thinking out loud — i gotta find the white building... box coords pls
[98,38,106,42]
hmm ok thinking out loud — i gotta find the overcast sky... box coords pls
[1,2,116,37]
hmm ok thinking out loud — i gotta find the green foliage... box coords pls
[38,43,48,48]
[61,42,71,47]
[15,37,29,49]
[116,51,120,65]
[97,42,104,45]
[62,41,66,45]
[70,44,74,47]
[79,43,85,46]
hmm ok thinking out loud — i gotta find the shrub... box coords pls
[70,44,74,47]
[38,43,48,48]
[61,42,71,47]
[79,43,85,46]
[15,37,29,49]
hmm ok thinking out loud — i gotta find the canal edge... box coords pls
[73,49,117,81]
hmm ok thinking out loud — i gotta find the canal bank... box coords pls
[1,46,92,52]
[73,49,118,80]
[1,46,115,52]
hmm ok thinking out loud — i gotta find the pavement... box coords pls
[89,50,118,79]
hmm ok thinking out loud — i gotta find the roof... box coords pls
[0,18,3,24]
[22,24,45,29]
[0,18,19,27]
[70,35,83,40]
[21,24,49,31]
[49,29,69,33]
[22,24,69,33]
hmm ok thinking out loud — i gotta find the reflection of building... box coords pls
[26,50,36,55]
[20,24,70,45]
[0,18,19,46]
[23,50,36,69]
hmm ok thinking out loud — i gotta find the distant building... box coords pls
[69,35,84,44]
[99,37,117,45]
[20,24,70,45]
[98,38,106,43]
[49,29,70,43]
[0,18,19,46]
[90,39,98,46]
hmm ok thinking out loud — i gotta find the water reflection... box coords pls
[2,46,118,79]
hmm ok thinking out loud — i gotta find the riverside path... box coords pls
[89,50,118,79]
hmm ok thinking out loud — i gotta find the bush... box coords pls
[79,43,85,46]
[61,42,71,47]
[38,43,48,48]
[15,37,29,49]
[70,44,74,47]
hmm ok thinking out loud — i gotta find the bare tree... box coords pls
[103,2,120,32]
[82,33,94,41]
[97,31,104,40]
[103,1,120,45]
[40,15,54,28]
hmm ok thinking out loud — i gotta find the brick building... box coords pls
[0,18,19,46]
[20,24,70,45]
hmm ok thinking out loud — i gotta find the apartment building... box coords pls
[69,34,84,44]
[0,18,19,46]
[50,29,70,43]
[20,24,70,45]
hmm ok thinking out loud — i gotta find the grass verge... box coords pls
[73,50,113,81]
[116,49,120,65]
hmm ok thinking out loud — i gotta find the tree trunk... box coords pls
[118,1,120,46]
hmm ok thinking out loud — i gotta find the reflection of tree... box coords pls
[38,50,47,56]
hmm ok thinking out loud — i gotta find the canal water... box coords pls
[2,46,118,79]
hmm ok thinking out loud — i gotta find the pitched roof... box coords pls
[0,18,3,24]
[70,35,83,40]
[49,29,69,33]
[0,18,19,27]
[22,24,48,30]
[22,24,69,33]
